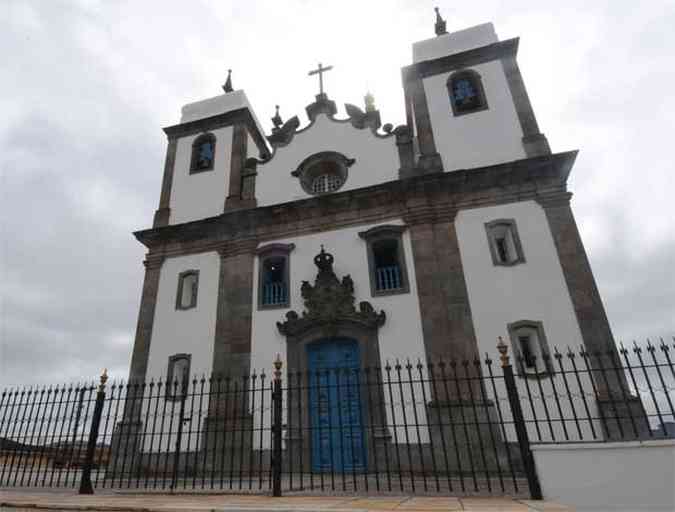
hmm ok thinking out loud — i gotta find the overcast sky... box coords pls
[1,0,673,387]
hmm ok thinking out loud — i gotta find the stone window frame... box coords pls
[166,353,191,401]
[256,243,295,310]
[447,69,489,117]
[189,132,217,174]
[358,225,410,297]
[507,320,555,378]
[291,151,355,196]
[484,218,526,267]
[175,269,199,310]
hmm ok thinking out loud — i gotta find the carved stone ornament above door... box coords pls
[277,246,386,337]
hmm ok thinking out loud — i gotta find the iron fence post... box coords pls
[170,368,190,491]
[78,369,108,495]
[497,338,543,500]
[272,355,283,497]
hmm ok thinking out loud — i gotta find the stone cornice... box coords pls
[135,151,578,258]
[402,38,519,82]
[217,239,259,259]
[143,254,165,269]
[163,108,271,159]
[536,191,573,208]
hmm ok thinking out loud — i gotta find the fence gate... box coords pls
[2,339,674,497]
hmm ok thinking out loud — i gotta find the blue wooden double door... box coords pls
[307,338,367,472]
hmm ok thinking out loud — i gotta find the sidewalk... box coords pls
[0,490,571,511]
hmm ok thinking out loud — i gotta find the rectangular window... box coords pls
[508,321,554,377]
[257,243,294,309]
[485,219,525,266]
[262,257,288,306]
[175,270,199,310]
[359,225,410,297]
[166,354,191,400]
[518,335,536,368]
[495,236,509,264]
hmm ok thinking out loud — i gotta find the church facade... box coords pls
[126,18,621,450]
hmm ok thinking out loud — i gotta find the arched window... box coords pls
[507,321,554,377]
[190,133,216,173]
[447,70,488,116]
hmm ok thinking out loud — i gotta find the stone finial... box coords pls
[273,354,283,380]
[364,91,376,113]
[314,245,335,274]
[98,368,108,392]
[222,69,233,93]
[434,7,448,36]
[497,337,510,367]
[271,105,283,132]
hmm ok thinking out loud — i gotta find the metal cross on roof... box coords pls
[308,62,333,96]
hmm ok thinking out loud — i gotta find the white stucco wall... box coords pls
[423,59,526,171]
[412,23,498,63]
[142,252,220,451]
[255,114,399,207]
[456,201,598,441]
[532,440,675,511]
[169,126,232,225]
[250,221,428,445]
[146,252,220,379]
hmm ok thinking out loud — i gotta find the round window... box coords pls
[291,152,355,196]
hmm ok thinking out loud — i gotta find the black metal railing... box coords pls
[0,338,673,498]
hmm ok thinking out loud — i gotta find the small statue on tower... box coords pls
[434,7,448,36]
[222,69,233,93]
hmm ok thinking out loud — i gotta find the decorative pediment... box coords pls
[345,103,381,131]
[267,115,301,146]
[277,246,386,337]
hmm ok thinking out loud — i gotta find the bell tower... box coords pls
[402,11,550,173]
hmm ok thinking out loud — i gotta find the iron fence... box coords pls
[0,338,673,498]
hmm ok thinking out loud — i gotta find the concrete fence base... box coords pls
[531,439,675,511]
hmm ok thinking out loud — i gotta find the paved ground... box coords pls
[0,490,572,511]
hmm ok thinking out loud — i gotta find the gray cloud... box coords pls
[1,0,673,387]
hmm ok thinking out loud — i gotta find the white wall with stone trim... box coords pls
[250,220,429,446]
[145,252,220,380]
[423,59,526,171]
[456,200,600,441]
[169,126,233,225]
[255,114,399,207]
[532,440,675,511]
[141,251,220,451]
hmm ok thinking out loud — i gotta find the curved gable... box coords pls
[256,112,400,207]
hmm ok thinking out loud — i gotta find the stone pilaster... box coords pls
[224,123,250,210]
[210,240,257,379]
[406,212,479,365]
[500,55,550,158]
[538,192,645,431]
[153,139,177,227]
[407,76,443,173]
[127,254,165,387]
[538,193,615,356]
[406,212,512,464]
[395,125,416,179]
[110,254,164,477]
[203,241,257,471]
